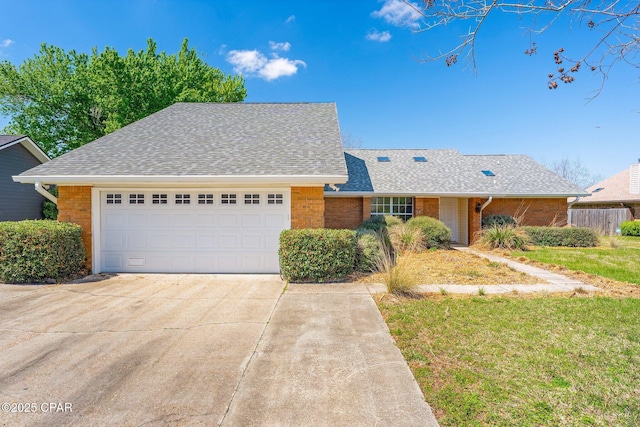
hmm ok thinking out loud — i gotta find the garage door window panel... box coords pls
[198,194,214,205]
[244,194,260,205]
[175,194,191,205]
[221,194,237,205]
[129,194,145,204]
[106,194,122,204]
[152,194,168,205]
[268,194,284,205]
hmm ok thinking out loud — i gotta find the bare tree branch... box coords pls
[406,0,640,96]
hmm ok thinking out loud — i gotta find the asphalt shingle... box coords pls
[329,149,586,196]
[17,103,347,178]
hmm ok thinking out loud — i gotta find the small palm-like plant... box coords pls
[388,224,425,254]
[477,225,529,250]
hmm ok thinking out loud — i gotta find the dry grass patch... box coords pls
[362,249,544,286]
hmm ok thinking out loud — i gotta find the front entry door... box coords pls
[439,198,458,243]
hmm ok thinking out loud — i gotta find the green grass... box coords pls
[380,297,640,426]
[512,237,640,284]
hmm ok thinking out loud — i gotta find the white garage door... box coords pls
[99,189,290,273]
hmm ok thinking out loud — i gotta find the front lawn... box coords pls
[379,296,640,426]
[512,236,640,285]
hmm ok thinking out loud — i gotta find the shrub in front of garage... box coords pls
[279,229,357,282]
[0,220,85,283]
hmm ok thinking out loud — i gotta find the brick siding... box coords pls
[414,197,439,219]
[483,198,568,227]
[57,186,92,270]
[324,197,364,229]
[291,187,325,228]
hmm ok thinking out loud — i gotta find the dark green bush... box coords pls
[279,229,357,282]
[405,216,451,249]
[356,230,384,272]
[0,220,86,283]
[358,215,402,232]
[42,187,58,220]
[522,226,598,247]
[482,214,517,228]
[620,221,640,237]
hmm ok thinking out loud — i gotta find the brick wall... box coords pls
[291,187,325,229]
[414,197,439,218]
[57,186,92,270]
[325,197,364,229]
[483,198,568,227]
[468,198,482,243]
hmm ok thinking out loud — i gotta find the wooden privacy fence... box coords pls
[568,208,633,234]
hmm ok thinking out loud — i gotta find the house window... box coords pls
[129,194,145,204]
[175,194,191,205]
[152,194,168,205]
[221,194,237,205]
[267,193,284,205]
[198,194,214,205]
[106,194,122,204]
[244,194,260,205]
[370,197,413,221]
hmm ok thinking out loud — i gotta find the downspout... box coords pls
[567,196,581,209]
[479,196,493,222]
[35,182,57,204]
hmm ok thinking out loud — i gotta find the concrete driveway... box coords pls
[0,275,437,426]
[0,274,285,426]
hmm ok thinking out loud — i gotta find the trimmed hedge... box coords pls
[522,226,598,247]
[482,214,517,229]
[405,216,451,249]
[279,229,357,282]
[0,220,86,283]
[621,221,640,236]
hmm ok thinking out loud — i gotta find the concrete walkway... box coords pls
[222,282,439,427]
[368,247,600,295]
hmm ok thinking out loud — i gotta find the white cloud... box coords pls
[227,50,267,74]
[269,41,291,52]
[285,15,296,23]
[372,0,421,28]
[366,29,392,42]
[0,39,14,48]
[259,57,306,81]
[218,44,228,55]
[226,48,306,81]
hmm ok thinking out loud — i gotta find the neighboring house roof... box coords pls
[573,164,640,204]
[0,135,50,163]
[14,103,348,185]
[326,149,587,197]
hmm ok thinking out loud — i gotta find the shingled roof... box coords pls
[15,103,348,185]
[573,164,640,204]
[326,149,587,197]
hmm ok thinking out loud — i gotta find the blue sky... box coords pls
[1,0,638,179]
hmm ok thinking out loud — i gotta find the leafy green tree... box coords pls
[0,38,247,157]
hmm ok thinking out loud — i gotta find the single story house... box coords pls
[0,135,50,221]
[570,162,640,219]
[14,102,585,274]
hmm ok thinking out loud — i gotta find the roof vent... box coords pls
[481,170,495,176]
[377,156,391,162]
[593,187,604,193]
[413,156,427,162]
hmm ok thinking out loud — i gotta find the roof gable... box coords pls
[0,135,49,164]
[15,103,347,185]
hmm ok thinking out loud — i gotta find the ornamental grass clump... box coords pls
[375,239,421,296]
[388,223,425,254]
[477,225,529,250]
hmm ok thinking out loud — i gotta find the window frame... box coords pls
[370,196,413,221]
